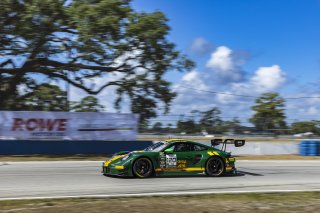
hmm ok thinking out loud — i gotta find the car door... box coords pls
[174,143,207,170]
[160,142,208,173]
[160,142,191,171]
[189,143,208,169]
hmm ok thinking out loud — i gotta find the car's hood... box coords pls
[105,150,145,167]
[113,151,131,156]
[113,150,144,156]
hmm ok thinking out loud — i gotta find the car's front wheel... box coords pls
[132,157,153,178]
[205,157,225,177]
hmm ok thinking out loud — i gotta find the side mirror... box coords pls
[164,148,174,154]
[234,140,245,147]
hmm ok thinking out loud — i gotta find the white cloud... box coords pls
[251,65,286,92]
[177,69,209,91]
[182,70,198,82]
[206,46,234,71]
[217,65,287,102]
[190,37,212,54]
[307,106,319,115]
[205,46,245,83]
[216,93,237,104]
[172,70,211,107]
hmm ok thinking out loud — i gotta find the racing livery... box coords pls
[102,139,245,178]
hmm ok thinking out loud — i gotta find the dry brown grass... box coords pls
[0,192,319,213]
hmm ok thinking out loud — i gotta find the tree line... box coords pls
[149,93,320,135]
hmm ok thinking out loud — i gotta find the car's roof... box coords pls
[164,139,210,147]
[165,139,188,143]
[165,139,203,143]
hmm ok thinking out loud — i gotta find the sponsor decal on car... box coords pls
[177,160,187,168]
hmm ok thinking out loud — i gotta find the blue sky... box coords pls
[132,0,320,85]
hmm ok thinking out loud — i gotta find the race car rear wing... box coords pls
[211,139,245,152]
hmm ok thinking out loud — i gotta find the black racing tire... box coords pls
[132,157,153,178]
[205,157,225,177]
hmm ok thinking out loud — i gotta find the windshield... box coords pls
[144,142,168,152]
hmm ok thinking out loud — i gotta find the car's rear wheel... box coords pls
[205,157,225,177]
[132,157,153,178]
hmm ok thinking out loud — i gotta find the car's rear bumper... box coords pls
[225,165,236,173]
[225,157,236,173]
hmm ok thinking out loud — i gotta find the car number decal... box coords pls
[165,154,177,168]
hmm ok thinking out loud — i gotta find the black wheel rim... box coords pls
[208,158,223,175]
[134,159,151,177]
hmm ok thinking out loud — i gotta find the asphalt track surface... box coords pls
[0,160,320,200]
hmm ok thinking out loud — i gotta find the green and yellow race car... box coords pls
[102,138,245,178]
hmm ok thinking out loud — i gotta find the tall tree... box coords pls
[0,0,193,122]
[220,118,242,134]
[19,83,68,111]
[177,119,198,133]
[249,93,286,132]
[199,107,222,130]
[152,122,163,132]
[71,95,104,112]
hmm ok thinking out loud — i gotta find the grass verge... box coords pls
[0,192,319,213]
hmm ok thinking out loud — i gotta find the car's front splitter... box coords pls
[102,166,131,177]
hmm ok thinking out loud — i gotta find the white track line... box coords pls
[1,189,320,201]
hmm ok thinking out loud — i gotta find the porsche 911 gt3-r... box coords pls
[102,139,245,178]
